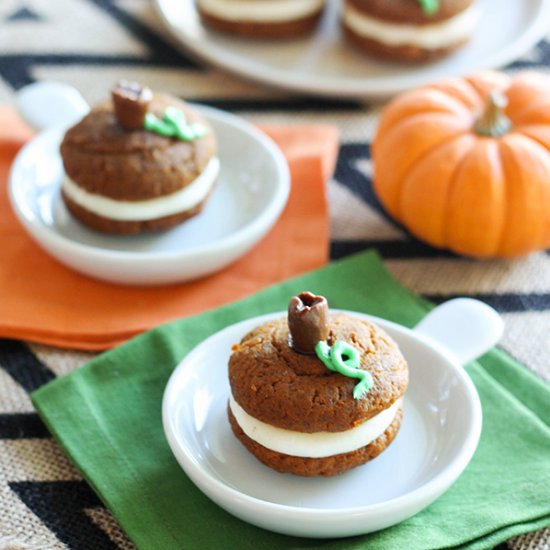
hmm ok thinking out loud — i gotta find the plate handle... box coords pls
[414,298,504,365]
[15,81,90,132]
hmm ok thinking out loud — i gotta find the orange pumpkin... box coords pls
[372,71,550,258]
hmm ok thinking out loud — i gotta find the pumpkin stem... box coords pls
[474,91,511,137]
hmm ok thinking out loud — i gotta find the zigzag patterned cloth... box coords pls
[0,1,549,548]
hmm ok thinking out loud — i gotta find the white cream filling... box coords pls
[197,0,325,23]
[342,2,480,49]
[62,157,220,221]
[230,395,402,458]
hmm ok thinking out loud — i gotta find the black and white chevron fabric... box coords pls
[0,1,549,548]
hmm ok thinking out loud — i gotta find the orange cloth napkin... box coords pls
[0,107,337,351]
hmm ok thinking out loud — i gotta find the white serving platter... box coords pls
[153,0,550,99]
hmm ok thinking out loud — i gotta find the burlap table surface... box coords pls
[0,2,548,549]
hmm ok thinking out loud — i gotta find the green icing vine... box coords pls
[144,106,206,141]
[315,340,373,400]
[417,0,439,15]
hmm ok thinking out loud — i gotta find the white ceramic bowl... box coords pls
[163,298,503,538]
[9,83,290,286]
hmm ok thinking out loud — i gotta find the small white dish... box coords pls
[163,298,503,538]
[153,0,550,99]
[9,83,290,286]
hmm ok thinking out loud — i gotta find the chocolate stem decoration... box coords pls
[288,292,329,354]
[112,80,153,130]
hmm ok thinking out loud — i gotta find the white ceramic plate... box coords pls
[153,0,550,99]
[9,104,290,286]
[163,300,503,537]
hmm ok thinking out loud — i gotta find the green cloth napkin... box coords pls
[32,250,550,550]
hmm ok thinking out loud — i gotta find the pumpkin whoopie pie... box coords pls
[342,0,480,62]
[196,0,327,39]
[228,292,409,477]
[60,81,218,234]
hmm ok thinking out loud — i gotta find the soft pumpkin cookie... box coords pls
[228,292,409,476]
[196,0,327,38]
[341,0,480,62]
[60,81,218,234]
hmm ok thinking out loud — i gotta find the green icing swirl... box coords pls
[417,0,439,15]
[144,106,206,141]
[315,340,373,400]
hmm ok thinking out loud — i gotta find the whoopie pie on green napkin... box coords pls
[33,250,550,550]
